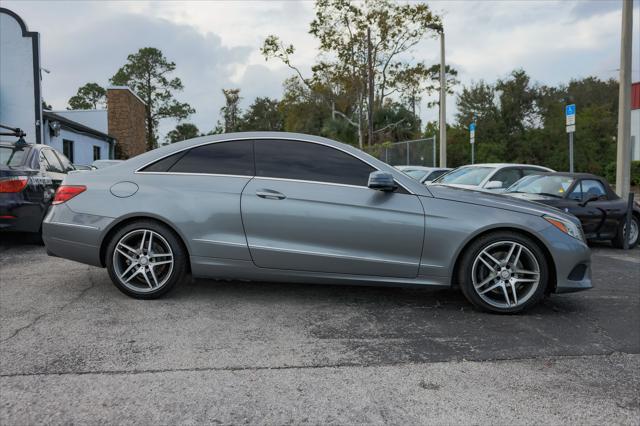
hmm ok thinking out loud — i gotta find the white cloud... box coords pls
[2,0,637,138]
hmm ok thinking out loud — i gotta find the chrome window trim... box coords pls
[133,136,414,195]
[253,176,370,190]
[193,238,247,247]
[249,244,419,266]
[135,171,253,179]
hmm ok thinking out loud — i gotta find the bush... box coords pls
[603,160,640,186]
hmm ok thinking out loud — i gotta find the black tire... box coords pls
[611,214,639,249]
[105,220,187,299]
[458,231,549,314]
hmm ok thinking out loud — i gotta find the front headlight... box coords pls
[543,215,585,242]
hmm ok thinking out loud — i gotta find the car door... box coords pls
[241,139,425,278]
[581,179,626,238]
[565,180,606,237]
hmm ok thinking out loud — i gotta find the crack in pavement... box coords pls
[0,267,98,343]
[1,351,637,379]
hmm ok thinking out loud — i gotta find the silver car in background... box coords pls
[43,132,591,313]
[395,166,452,184]
[432,163,554,192]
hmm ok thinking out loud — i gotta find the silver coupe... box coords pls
[43,132,591,313]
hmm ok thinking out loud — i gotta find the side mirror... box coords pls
[368,171,397,192]
[579,194,599,207]
[484,180,503,190]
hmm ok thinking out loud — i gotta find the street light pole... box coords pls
[439,31,447,168]
[615,0,633,198]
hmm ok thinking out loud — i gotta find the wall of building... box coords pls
[0,8,42,144]
[51,110,108,134]
[43,125,111,166]
[107,87,146,159]
[632,109,639,161]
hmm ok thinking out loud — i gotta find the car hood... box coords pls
[428,184,577,222]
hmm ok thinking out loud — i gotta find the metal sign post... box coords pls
[469,122,476,164]
[566,104,576,172]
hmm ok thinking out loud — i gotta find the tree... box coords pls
[110,47,195,150]
[240,97,284,131]
[67,82,106,110]
[166,123,200,143]
[220,89,242,133]
[262,0,444,148]
[42,100,52,111]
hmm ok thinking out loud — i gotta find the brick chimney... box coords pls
[107,87,147,159]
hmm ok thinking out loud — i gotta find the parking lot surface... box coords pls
[1,234,639,424]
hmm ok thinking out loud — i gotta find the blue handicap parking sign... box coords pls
[565,104,576,116]
[469,123,476,131]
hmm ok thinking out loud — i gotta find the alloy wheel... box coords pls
[112,229,174,293]
[623,219,639,246]
[471,240,541,309]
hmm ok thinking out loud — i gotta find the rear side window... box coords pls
[254,139,374,186]
[490,168,522,188]
[142,141,254,175]
[42,149,64,173]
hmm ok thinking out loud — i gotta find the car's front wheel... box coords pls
[458,231,549,314]
[105,220,187,299]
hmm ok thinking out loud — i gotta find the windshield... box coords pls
[0,145,30,167]
[403,169,429,180]
[435,166,494,186]
[507,175,575,197]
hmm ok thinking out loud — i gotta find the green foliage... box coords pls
[605,161,640,186]
[110,47,195,150]
[67,82,106,110]
[262,0,447,148]
[166,123,200,143]
[240,97,284,131]
[445,71,619,174]
[220,89,242,133]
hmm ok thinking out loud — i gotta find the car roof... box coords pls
[458,163,551,168]
[535,171,603,180]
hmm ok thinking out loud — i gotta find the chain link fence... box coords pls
[374,136,437,166]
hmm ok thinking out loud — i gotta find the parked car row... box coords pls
[398,162,639,249]
[0,139,123,234]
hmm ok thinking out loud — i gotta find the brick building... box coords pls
[106,86,147,159]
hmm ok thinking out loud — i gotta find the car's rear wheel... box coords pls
[105,220,187,299]
[459,231,549,314]
[611,214,639,249]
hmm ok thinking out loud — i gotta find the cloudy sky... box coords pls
[2,0,639,140]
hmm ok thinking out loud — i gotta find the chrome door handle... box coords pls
[256,190,286,200]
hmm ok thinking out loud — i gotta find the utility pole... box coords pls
[615,0,633,198]
[367,27,374,148]
[439,31,447,168]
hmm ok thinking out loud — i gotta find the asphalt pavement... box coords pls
[1,233,639,424]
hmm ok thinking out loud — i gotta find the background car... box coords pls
[1,139,75,234]
[43,132,591,314]
[72,164,97,171]
[431,163,554,192]
[505,172,640,248]
[395,165,452,184]
[91,159,124,169]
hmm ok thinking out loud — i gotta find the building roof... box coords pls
[632,82,640,110]
[107,86,146,106]
[43,111,115,144]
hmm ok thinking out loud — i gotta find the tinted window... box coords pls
[42,149,63,173]
[425,170,447,182]
[571,179,607,201]
[437,166,493,185]
[153,141,254,175]
[55,151,74,172]
[142,151,188,172]
[255,139,374,186]
[522,168,548,176]
[63,139,74,162]
[490,168,522,188]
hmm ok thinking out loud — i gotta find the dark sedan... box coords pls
[0,140,75,234]
[505,172,639,248]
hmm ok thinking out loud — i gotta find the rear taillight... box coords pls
[53,185,86,205]
[0,176,29,193]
